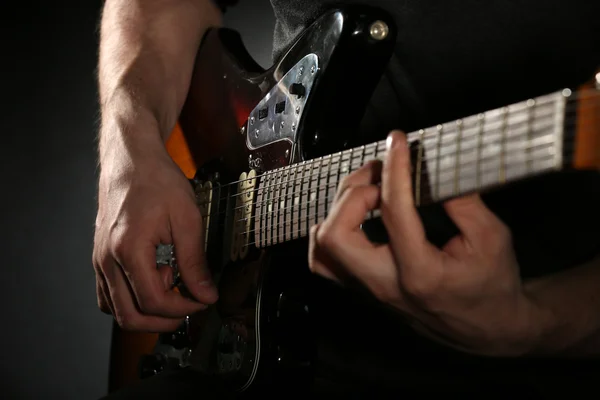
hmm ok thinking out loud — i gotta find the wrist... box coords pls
[99,102,168,170]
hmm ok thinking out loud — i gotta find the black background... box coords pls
[0,1,275,398]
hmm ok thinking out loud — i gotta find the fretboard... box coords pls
[253,89,571,248]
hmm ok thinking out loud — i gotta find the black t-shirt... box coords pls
[218,0,600,395]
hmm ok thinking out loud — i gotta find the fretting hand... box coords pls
[308,131,545,356]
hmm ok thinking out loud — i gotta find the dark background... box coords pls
[0,1,275,399]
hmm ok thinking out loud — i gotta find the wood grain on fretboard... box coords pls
[251,89,586,249]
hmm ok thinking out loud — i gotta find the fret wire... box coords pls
[499,107,508,184]
[292,163,302,240]
[270,170,276,246]
[268,170,275,246]
[435,125,443,200]
[324,154,333,219]
[454,120,463,196]
[526,99,535,173]
[476,113,484,189]
[278,168,286,243]
[262,171,270,247]
[321,154,332,222]
[310,157,322,229]
[415,130,425,207]
[272,169,279,245]
[289,164,298,241]
[303,161,312,238]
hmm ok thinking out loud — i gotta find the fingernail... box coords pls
[386,133,395,150]
[387,131,409,153]
[386,131,404,150]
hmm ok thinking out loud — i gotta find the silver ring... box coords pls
[156,243,181,288]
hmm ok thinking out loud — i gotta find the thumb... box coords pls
[170,202,218,305]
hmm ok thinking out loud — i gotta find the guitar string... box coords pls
[217,127,583,240]
[193,96,596,209]
[225,141,559,248]
[240,153,559,248]
[225,116,561,210]
[213,117,592,247]
[196,106,593,216]
[228,137,558,228]
[206,118,587,231]
[235,148,557,241]
[202,103,563,205]
[190,89,597,197]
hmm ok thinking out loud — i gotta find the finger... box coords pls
[107,260,189,332]
[333,160,383,204]
[94,255,115,315]
[443,193,509,248]
[113,240,208,319]
[157,265,175,289]
[170,206,219,305]
[308,223,342,283]
[323,184,381,238]
[317,185,402,300]
[381,131,440,266]
[96,275,113,315]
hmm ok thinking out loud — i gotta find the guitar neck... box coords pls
[252,88,580,249]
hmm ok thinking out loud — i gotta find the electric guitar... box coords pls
[108,6,600,395]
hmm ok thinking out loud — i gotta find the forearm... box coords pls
[525,254,600,356]
[97,0,221,163]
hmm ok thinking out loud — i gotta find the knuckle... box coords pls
[316,224,341,252]
[495,223,513,245]
[338,174,353,192]
[137,292,162,314]
[115,310,138,330]
[97,297,111,314]
[111,234,129,259]
[371,282,395,304]
[484,222,512,252]
[178,255,205,275]
[186,208,203,225]
[307,259,318,274]
[402,275,437,305]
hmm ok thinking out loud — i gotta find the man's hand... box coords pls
[309,131,545,357]
[93,133,218,332]
[94,0,222,332]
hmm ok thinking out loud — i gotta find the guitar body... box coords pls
[109,6,398,394]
